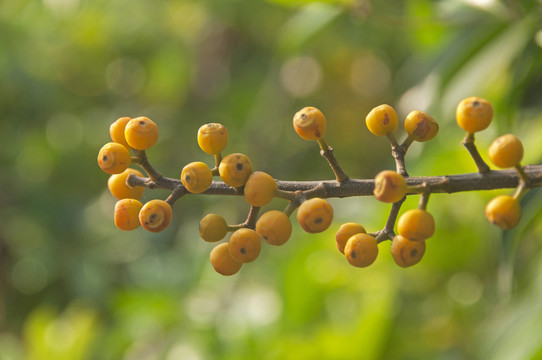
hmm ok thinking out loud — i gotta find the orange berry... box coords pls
[181,161,213,194]
[139,199,172,233]
[108,168,145,200]
[256,210,292,246]
[297,198,334,234]
[109,117,131,149]
[124,116,159,150]
[335,223,366,254]
[197,123,228,155]
[404,110,439,142]
[365,104,398,136]
[229,228,262,263]
[114,199,143,231]
[488,134,524,169]
[199,214,228,242]
[391,235,426,268]
[485,195,521,230]
[293,107,327,140]
[97,142,131,174]
[344,233,378,268]
[218,153,253,188]
[210,243,242,276]
[373,170,407,203]
[456,96,493,133]
[397,209,435,241]
[243,171,277,207]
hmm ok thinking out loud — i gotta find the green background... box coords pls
[2,0,542,359]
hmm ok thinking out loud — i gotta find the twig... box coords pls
[462,133,490,174]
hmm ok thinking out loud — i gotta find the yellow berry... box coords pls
[181,161,213,194]
[109,117,132,149]
[297,198,334,234]
[397,209,435,241]
[97,142,131,175]
[404,110,439,142]
[199,214,228,242]
[256,210,292,246]
[488,134,524,169]
[114,199,143,231]
[197,123,228,155]
[456,96,493,133]
[344,233,378,268]
[243,171,277,207]
[391,235,426,268]
[365,104,398,136]
[218,153,253,188]
[485,195,521,230]
[293,107,327,140]
[139,199,172,233]
[108,168,145,200]
[335,223,366,254]
[373,170,407,203]
[229,228,262,263]
[125,116,159,150]
[210,243,242,276]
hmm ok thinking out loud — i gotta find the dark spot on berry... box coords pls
[473,101,480,107]
[351,250,357,259]
[383,113,389,124]
[184,175,191,182]
[139,120,146,125]
[314,217,323,224]
[263,235,268,241]
[301,113,307,119]
[149,213,157,223]
[102,155,109,161]
[240,247,247,254]
[315,129,321,137]
[410,249,418,258]
[236,163,244,171]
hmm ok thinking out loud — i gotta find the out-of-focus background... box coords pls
[2,0,542,359]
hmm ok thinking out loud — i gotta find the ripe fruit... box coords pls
[488,134,524,169]
[391,235,426,268]
[114,199,143,231]
[108,168,145,200]
[97,142,131,174]
[256,210,292,246]
[456,96,493,133]
[181,162,213,194]
[404,110,439,142]
[485,195,521,230]
[373,170,407,203]
[124,116,159,150]
[197,123,228,155]
[293,107,327,140]
[139,199,172,233]
[218,153,253,188]
[335,223,366,254]
[365,104,398,136]
[199,214,228,242]
[228,228,262,263]
[397,209,435,241]
[243,171,277,207]
[109,117,132,149]
[344,233,378,268]
[210,243,242,276]
[297,198,334,233]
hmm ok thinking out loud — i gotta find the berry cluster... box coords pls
[97,97,540,276]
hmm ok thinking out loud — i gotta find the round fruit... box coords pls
[373,170,407,203]
[218,153,253,188]
[397,209,435,241]
[108,168,145,200]
[114,199,143,231]
[391,235,426,268]
[344,233,378,268]
[181,161,213,194]
[365,104,398,136]
[139,199,172,233]
[404,110,439,142]
[97,142,131,174]
[488,134,524,169]
[199,214,228,242]
[197,123,228,155]
[297,198,334,233]
[456,96,493,133]
[109,117,132,149]
[485,195,521,230]
[210,243,242,276]
[124,116,159,150]
[293,107,327,140]
[228,228,262,263]
[335,223,366,254]
[256,210,292,246]
[243,171,277,207]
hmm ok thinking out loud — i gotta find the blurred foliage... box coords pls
[1,0,542,359]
